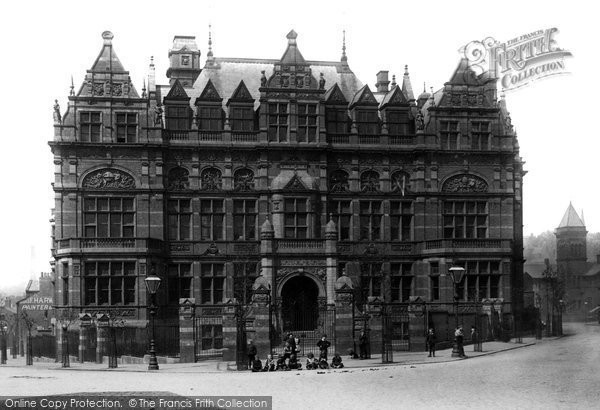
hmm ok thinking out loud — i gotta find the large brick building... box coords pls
[50,30,525,362]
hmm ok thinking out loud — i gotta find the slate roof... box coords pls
[558,203,586,228]
[184,57,363,111]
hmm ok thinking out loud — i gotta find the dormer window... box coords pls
[198,107,223,131]
[326,108,349,135]
[230,106,254,132]
[387,111,410,136]
[356,110,379,135]
[166,106,191,131]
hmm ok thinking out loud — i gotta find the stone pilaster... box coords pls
[222,299,238,362]
[251,282,271,358]
[334,286,354,355]
[366,296,384,356]
[95,314,110,364]
[179,298,195,363]
[78,313,92,363]
[408,296,426,352]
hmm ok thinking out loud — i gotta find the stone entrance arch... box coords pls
[280,274,321,332]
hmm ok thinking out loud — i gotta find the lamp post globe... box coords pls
[145,270,162,371]
[449,266,465,358]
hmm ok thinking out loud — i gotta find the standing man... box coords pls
[471,325,479,352]
[359,331,369,359]
[426,328,437,357]
[247,339,257,370]
[455,326,465,358]
[317,334,331,360]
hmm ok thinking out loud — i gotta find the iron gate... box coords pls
[194,305,224,361]
[382,303,410,362]
[272,302,335,358]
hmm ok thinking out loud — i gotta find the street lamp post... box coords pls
[145,269,162,371]
[449,266,465,358]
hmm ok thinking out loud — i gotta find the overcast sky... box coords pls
[0,0,597,292]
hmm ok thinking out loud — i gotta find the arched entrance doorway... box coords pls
[281,275,319,332]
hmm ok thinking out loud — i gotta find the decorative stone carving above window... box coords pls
[82,168,135,189]
[167,167,190,190]
[200,167,222,191]
[233,168,255,191]
[442,174,488,193]
[360,170,380,193]
[329,170,349,192]
[391,171,411,195]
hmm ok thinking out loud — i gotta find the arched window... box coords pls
[360,170,380,192]
[329,170,349,192]
[390,171,411,195]
[167,167,190,190]
[200,167,222,191]
[233,168,255,191]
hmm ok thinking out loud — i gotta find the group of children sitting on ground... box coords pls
[252,351,345,372]
[250,333,344,372]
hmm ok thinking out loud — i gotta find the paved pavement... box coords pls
[0,337,539,373]
[1,324,597,409]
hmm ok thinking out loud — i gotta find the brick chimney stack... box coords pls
[375,70,390,93]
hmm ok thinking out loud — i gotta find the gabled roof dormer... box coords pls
[227,80,254,105]
[323,83,348,105]
[379,85,409,109]
[195,79,222,103]
[349,85,378,109]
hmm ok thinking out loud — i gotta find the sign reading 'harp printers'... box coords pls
[20,296,54,311]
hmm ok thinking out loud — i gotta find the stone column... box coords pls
[179,298,196,363]
[251,280,271,358]
[222,299,238,362]
[408,297,426,352]
[334,281,354,356]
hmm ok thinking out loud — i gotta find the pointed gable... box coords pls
[447,58,481,86]
[227,80,254,105]
[196,79,222,102]
[90,31,126,73]
[349,85,378,108]
[558,203,586,228]
[380,85,408,109]
[165,79,189,100]
[280,30,307,65]
[323,83,347,104]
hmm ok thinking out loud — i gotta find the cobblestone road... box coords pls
[1,323,598,409]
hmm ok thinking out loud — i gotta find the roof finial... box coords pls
[341,30,347,62]
[404,64,409,75]
[150,55,154,66]
[391,74,397,87]
[142,78,147,98]
[423,82,426,93]
[207,24,213,58]
[69,75,75,96]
